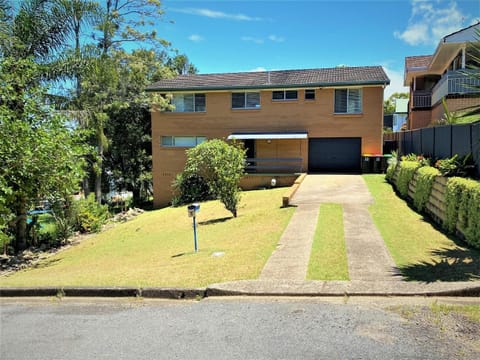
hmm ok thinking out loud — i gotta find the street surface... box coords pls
[1,297,479,360]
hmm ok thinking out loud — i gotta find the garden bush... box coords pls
[171,173,214,206]
[444,177,480,248]
[394,161,421,198]
[74,194,109,233]
[412,166,440,212]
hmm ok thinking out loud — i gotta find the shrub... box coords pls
[435,153,475,178]
[444,177,480,248]
[171,173,214,207]
[74,194,109,233]
[182,139,246,217]
[394,161,421,198]
[412,166,440,212]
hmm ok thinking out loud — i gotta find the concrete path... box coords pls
[260,174,401,282]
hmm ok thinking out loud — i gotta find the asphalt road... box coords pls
[1,297,479,360]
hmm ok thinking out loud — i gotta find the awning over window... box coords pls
[227,132,308,140]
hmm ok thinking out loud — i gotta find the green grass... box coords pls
[307,203,349,280]
[0,188,294,288]
[363,174,480,282]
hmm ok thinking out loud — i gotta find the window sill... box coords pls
[272,99,298,103]
[333,113,363,117]
[231,107,261,111]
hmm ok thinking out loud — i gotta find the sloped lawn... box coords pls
[363,174,480,282]
[0,188,294,288]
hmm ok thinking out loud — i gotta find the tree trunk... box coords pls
[95,140,103,204]
[15,196,28,251]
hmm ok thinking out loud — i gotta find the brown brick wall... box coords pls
[152,87,385,207]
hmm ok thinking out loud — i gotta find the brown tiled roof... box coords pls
[405,55,433,69]
[146,66,390,91]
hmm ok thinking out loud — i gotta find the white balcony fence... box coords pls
[431,70,480,105]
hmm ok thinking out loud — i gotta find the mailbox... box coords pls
[187,203,200,217]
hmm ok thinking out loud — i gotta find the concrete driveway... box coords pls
[261,174,401,282]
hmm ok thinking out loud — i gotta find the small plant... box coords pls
[74,194,110,233]
[435,154,475,178]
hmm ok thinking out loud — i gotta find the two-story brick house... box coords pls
[147,66,390,207]
[405,22,480,129]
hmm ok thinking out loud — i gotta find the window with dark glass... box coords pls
[305,89,315,100]
[232,92,260,109]
[170,93,206,112]
[272,90,298,101]
[334,88,362,113]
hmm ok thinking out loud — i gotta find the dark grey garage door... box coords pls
[308,138,361,172]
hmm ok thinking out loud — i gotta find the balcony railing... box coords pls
[246,157,303,173]
[412,91,432,109]
[431,70,480,105]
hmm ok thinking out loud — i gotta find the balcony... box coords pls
[431,70,480,105]
[412,91,432,109]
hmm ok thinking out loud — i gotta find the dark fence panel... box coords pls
[452,124,472,156]
[434,125,452,159]
[421,127,435,156]
[472,122,480,177]
[412,130,422,154]
[385,121,480,178]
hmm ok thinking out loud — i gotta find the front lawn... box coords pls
[0,188,295,288]
[363,174,480,282]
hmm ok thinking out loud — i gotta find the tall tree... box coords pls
[0,58,87,250]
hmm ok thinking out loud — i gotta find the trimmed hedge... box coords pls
[387,161,480,250]
[444,177,480,248]
[395,161,421,198]
[413,166,440,212]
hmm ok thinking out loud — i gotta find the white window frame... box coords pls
[231,92,261,109]
[161,136,207,147]
[272,90,298,101]
[170,93,206,113]
[334,88,363,114]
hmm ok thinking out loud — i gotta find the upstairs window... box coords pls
[334,88,362,114]
[232,92,261,109]
[161,136,207,147]
[305,89,316,100]
[171,93,206,112]
[272,90,298,101]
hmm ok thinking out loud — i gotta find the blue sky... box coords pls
[159,0,480,98]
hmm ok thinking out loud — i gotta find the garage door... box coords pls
[308,138,361,172]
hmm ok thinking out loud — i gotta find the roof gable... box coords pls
[146,66,390,92]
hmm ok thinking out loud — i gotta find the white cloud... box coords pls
[241,36,264,44]
[268,35,285,43]
[394,0,468,46]
[242,35,285,44]
[188,34,204,42]
[383,66,409,99]
[172,8,263,21]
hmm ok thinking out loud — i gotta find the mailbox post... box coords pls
[187,203,200,252]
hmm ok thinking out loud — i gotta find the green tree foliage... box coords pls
[182,140,246,217]
[0,58,88,251]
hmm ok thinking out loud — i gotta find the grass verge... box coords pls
[363,174,480,282]
[0,188,294,288]
[307,203,349,280]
